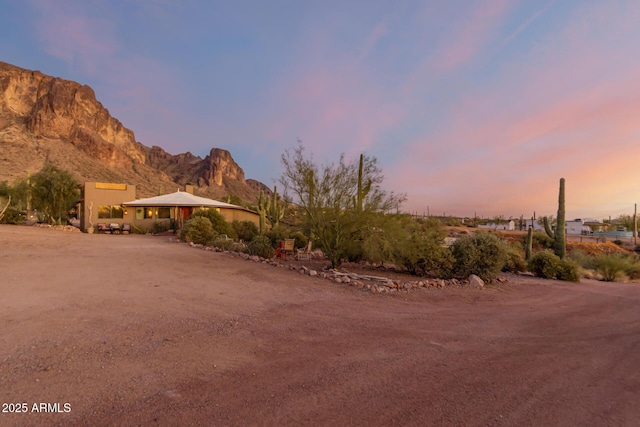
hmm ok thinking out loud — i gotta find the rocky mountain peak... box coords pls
[0,61,268,202]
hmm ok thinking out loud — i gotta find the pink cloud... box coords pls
[436,0,512,72]
[357,23,388,62]
[29,0,118,75]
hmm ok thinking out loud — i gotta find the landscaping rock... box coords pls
[469,274,484,288]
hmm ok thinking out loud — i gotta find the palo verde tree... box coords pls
[31,164,80,224]
[279,144,405,268]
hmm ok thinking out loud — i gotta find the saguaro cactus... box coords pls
[257,190,269,235]
[543,178,566,259]
[525,226,533,261]
[267,186,285,228]
[353,154,372,212]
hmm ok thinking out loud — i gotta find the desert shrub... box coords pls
[613,239,624,246]
[396,235,454,277]
[231,220,259,242]
[529,251,580,281]
[528,251,562,279]
[625,257,640,280]
[213,237,234,251]
[181,216,215,245]
[594,254,632,282]
[265,225,289,248]
[0,207,25,224]
[556,259,581,282]
[568,249,594,269]
[531,232,554,250]
[191,209,236,239]
[289,231,309,250]
[450,233,507,281]
[247,235,275,259]
[153,220,171,234]
[633,244,640,253]
[502,245,527,273]
[393,219,453,277]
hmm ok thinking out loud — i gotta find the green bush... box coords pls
[247,235,275,259]
[265,225,288,248]
[531,231,554,250]
[392,232,453,277]
[289,231,309,250]
[556,259,581,282]
[181,216,215,245]
[0,207,26,224]
[625,258,640,280]
[568,249,594,269]
[191,209,236,239]
[502,245,527,273]
[613,239,624,246]
[450,233,507,281]
[594,254,632,282]
[213,237,234,251]
[528,251,580,281]
[231,220,259,242]
[528,251,561,279]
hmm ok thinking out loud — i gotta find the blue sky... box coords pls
[1,0,640,220]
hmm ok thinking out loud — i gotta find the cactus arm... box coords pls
[543,216,554,238]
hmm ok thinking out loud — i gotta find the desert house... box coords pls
[478,220,515,231]
[565,218,601,235]
[80,182,259,233]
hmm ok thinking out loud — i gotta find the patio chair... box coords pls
[97,223,109,234]
[296,241,312,261]
[121,223,131,235]
[283,238,296,260]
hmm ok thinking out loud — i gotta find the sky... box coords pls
[1,0,639,220]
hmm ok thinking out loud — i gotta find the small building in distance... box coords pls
[478,220,515,231]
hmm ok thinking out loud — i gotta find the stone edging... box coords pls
[177,239,507,294]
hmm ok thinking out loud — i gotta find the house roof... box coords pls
[122,191,240,208]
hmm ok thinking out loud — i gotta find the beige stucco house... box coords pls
[79,182,259,233]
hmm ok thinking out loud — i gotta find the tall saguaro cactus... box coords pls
[354,153,372,212]
[267,186,285,228]
[257,190,269,235]
[525,226,533,261]
[543,178,566,259]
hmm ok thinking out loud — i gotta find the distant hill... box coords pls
[0,61,270,202]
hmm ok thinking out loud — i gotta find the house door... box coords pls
[180,207,191,220]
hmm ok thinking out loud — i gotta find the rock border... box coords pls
[177,239,508,294]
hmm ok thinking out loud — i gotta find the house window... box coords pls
[98,205,111,219]
[111,206,124,218]
[135,207,154,219]
[98,205,124,219]
[158,207,171,219]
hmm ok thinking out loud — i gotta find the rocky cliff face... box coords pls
[0,61,267,201]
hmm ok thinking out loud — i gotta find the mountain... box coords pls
[0,61,270,202]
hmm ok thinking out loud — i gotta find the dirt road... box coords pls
[1,225,638,426]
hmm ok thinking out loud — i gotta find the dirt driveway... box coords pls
[1,225,639,426]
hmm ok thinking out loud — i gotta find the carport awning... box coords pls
[122,191,240,208]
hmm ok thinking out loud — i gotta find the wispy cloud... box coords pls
[30,0,118,75]
[500,0,556,48]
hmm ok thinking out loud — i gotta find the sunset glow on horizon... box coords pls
[1,0,639,220]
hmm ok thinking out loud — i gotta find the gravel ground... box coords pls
[1,225,639,426]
